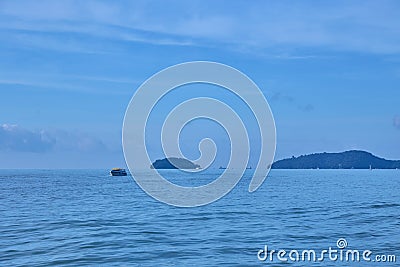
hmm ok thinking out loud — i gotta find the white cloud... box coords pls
[0,124,107,153]
[0,124,55,152]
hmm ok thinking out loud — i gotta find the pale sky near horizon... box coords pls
[1,0,400,168]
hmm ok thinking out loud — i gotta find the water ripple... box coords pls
[0,169,399,266]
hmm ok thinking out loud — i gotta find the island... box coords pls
[150,157,201,169]
[272,150,400,169]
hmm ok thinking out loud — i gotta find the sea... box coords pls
[0,169,399,266]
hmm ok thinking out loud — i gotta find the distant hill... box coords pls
[150,157,200,169]
[272,150,400,169]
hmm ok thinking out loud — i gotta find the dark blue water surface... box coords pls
[0,169,399,266]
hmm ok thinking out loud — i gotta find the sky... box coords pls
[1,0,400,168]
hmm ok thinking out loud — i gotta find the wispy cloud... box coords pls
[269,92,314,112]
[0,72,139,95]
[298,104,314,112]
[394,115,400,129]
[1,0,400,54]
[270,92,294,103]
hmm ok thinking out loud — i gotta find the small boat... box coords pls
[110,168,127,176]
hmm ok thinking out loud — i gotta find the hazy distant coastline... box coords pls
[272,150,400,169]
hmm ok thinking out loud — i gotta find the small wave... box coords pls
[368,203,400,209]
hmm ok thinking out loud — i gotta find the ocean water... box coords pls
[0,169,399,266]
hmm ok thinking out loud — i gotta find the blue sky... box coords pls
[1,0,400,168]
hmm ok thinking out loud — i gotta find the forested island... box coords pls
[150,157,201,169]
[272,150,400,169]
